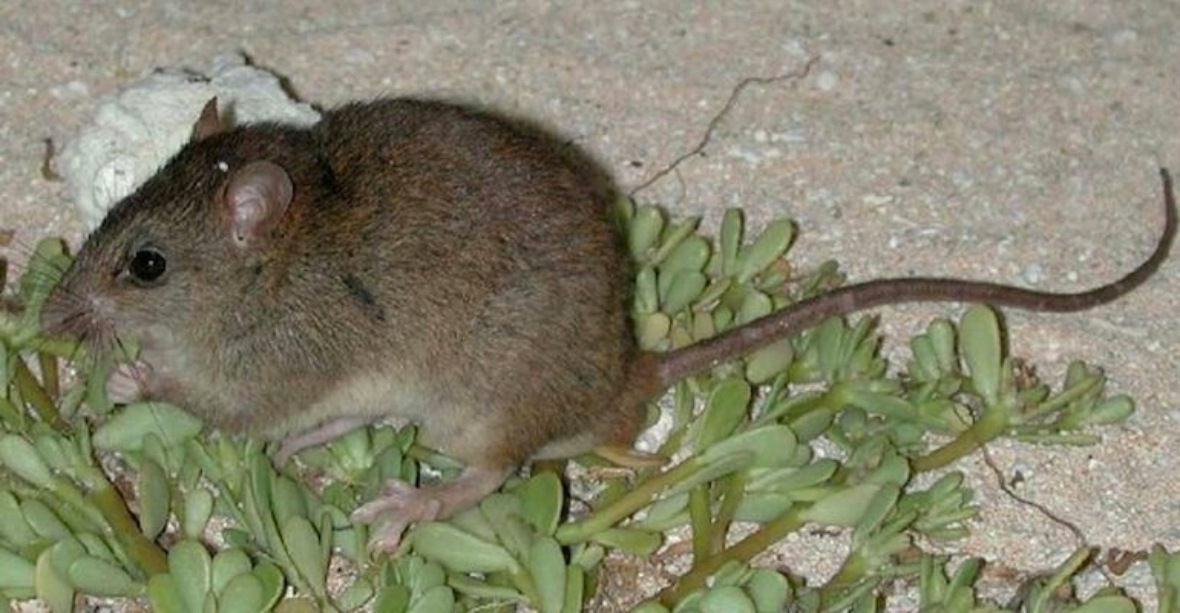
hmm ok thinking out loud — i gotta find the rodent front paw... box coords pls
[107,361,150,404]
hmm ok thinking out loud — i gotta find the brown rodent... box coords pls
[41,98,1176,552]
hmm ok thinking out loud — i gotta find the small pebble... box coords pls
[816,71,838,91]
[1022,263,1044,285]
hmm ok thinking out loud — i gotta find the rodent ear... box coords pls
[190,97,223,142]
[223,160,293,247]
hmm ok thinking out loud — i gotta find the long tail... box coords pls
[657,168,1177,386]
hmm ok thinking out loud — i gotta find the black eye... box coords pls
[128,248,167,284]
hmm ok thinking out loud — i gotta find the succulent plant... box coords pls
[0,199,1166,612]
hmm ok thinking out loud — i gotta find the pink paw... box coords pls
[107,361,149,404]
[351,480,443,554]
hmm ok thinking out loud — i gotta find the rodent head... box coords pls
[41,99,303,359]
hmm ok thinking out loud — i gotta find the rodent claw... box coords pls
[352,479,444,554]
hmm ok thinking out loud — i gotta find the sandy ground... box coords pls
[2,1,1179,610]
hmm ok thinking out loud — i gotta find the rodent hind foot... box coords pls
[354,479,442,554]
[351,465,511,554]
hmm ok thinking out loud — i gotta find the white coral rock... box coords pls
[57,54,321,229]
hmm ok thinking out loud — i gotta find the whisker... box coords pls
[112,334,127,359]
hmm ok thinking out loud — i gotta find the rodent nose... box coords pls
[39,284,104,340]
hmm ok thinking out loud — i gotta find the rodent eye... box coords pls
[127,248,168,285]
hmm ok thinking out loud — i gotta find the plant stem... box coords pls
[688,486,711,563]
[656,505,808,606]
[819,550,870,601]
[911,401,1011,472]
[0,397,23,427]
[38,351,59,399]
[1019,375,1099,423]
[13,358,67,433]
[89,481,169,576]
[1027,547,1093,612]
[710,473,745,554]
[556,459,699,544]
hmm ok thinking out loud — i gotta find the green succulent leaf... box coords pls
[745,338,794,384]
[637,312,672,350]
[650,217,704,266]
[183,487,215,540]
[629,206,666,260]
[592,528,662,556]
[697,378,752,450]
[479,493,533,559]
[661,270,708,315]
[93,402,204,452]
[17,238,69,324]
[700,584,757,613]
[732,492,792,522]
[280,515,327,599]
[219,573,267,613]
[373,584,411,612]
[169,539,212,613]
[408,585,455,613]
[146,574,187,613]
[736,219,794,283]
[528,536,567,613]
[272,475,310,528]
[564,564,586,613]
[410,522,521,574]
[446,572,525,603]
[34,548,74,613]
[801,483,884,528]
[0,548,34,590]
[447,505,499,545]
[516,471,563,536]
[960,305,1002,405]
[22,500,70,540]
[661,235,711,274]
[210,548,252,597]
[137,458,170,540]
[719,208,744,276]
[252,562,286,612]
[0,491,35,547]
[66,556,143,597]
[746,568,790,613]
[1072,594,1137,613]
[1089,395,1134,425]
[273,597,318,613]
[735,290,773,325]
[699,425,797,468]
[0,434,54,488]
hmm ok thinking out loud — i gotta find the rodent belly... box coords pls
[287,371,435,436]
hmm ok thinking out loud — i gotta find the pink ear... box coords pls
[223,160,293,246]
[191,97,222,141]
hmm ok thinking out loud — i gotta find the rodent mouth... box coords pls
[40,290,121,354]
